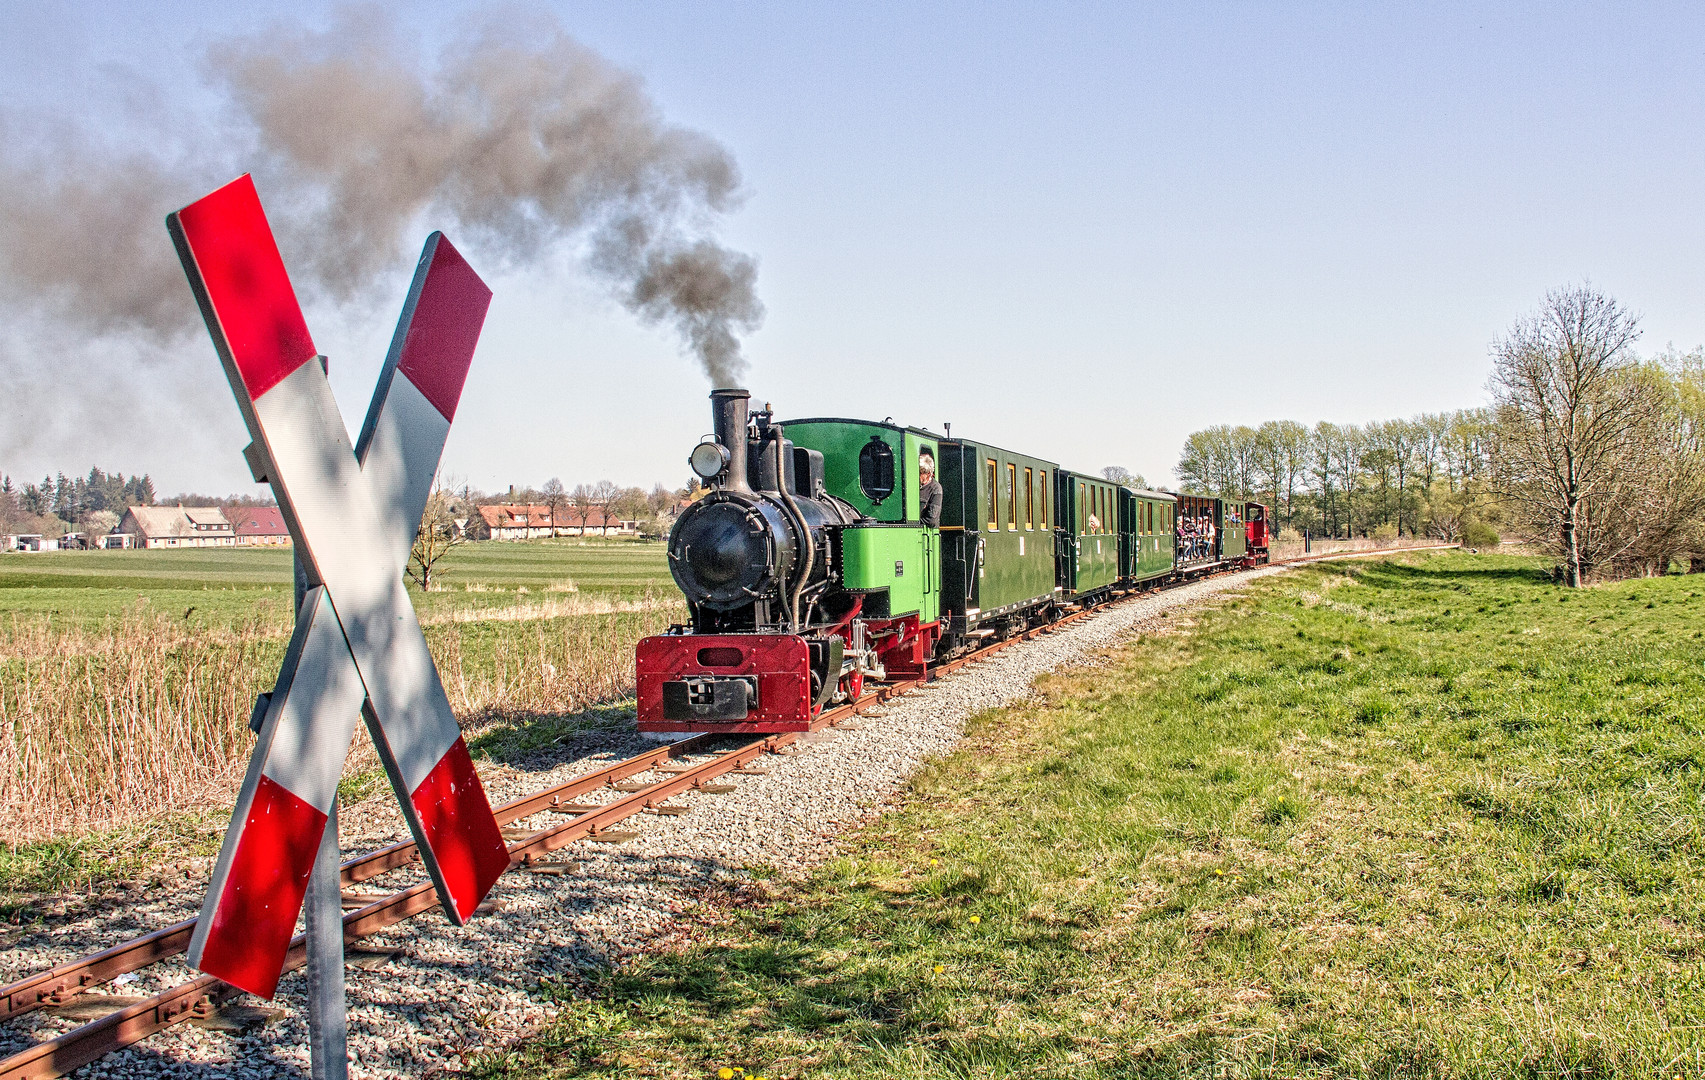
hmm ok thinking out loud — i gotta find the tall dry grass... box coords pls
[0,616,279,843]
[431,606,684,726]
[1268,536,1454,562]
[0,602,686,846]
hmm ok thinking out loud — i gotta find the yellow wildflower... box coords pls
[969,915,981,925]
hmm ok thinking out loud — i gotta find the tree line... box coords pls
[1173,411,1497,545]
[447,479,689,539]
[1174,284,1705,584]
[0,468,157,538]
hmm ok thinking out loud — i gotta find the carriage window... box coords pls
[1078,483,1087,533]
[858,437,895,504]
[1024,468,1034,529]
[1039,472,1048,528]
[986,459,998,530]
[1007,463,1018,529]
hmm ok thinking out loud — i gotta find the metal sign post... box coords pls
[167,175,512,1071]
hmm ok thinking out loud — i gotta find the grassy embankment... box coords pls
[474,552,1705,1080]
[0,539,679,899]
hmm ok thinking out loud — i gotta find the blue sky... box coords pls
[5,2,1704,496]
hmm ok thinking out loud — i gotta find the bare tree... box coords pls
[407,476,465,592]
[1101,466,1147,490]
[540,477,567,538]
[1489,285,1657,586]
[590,479,621,535]
[569,483,595,535]
[611,486,648,531]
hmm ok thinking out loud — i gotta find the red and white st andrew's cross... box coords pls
[168,175,510,998]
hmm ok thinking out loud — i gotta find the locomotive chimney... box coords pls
[710,388,752,494]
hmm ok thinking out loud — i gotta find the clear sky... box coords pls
[4,1,1704,497]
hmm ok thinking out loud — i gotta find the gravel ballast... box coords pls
[1,566,1286,1078]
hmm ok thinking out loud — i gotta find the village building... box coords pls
[114,505,237,549]
[223,505,291,546]
[475,504,558,540]
[560,509,642,536]
[473,504,643,540]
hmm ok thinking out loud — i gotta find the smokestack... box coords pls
[710,388,751,494]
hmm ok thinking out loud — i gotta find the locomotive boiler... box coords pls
[637,389,944,731]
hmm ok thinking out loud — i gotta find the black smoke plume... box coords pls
[0,6,764,414]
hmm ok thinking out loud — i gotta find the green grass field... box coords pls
[472,552,1705,1080]
[0,537,670,628]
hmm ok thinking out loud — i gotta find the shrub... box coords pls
[1462,517,1502,548]
[1372,522,1400,544]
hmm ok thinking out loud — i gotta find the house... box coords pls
[8,535,49,552]
[558,509,641,536]
[476,504,558,540]
[223,505,291,546]
[116,506,237,548]
[100,533,135,549]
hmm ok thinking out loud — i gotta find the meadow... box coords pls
[0,538,680,887]
[473,552,1705,1080]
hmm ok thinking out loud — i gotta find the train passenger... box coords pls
[919,451,943,528]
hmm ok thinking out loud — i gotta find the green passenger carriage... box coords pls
[1119,487,1177,583]
[1056,470,1121,601]
[936,439,1060,643]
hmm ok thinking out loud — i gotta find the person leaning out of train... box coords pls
[919,451,943,528]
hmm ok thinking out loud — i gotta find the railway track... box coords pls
[0,545,1452,1078]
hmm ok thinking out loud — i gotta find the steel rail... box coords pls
[0,544,1450,1078]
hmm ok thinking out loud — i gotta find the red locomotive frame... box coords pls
[636,613,939,733]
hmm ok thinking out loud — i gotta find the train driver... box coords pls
[919,451,943,528]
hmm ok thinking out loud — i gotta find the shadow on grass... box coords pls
[1349,559,1557,588]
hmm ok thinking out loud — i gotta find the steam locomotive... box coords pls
[635,389,1270,733]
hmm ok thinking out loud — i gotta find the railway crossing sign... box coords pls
[168,175,510,999]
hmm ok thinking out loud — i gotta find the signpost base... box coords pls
[305,804,348,1080]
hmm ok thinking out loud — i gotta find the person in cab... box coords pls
[919,451,943,528]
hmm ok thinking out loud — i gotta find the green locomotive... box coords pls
[636,390,1269,732]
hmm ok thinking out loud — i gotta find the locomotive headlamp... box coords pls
[689,439,731,480]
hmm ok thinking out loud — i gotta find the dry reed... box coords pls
[431,607,684,725]
[0,616,279,843]
[1268,536,1441,562]
[0,602,687,846]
